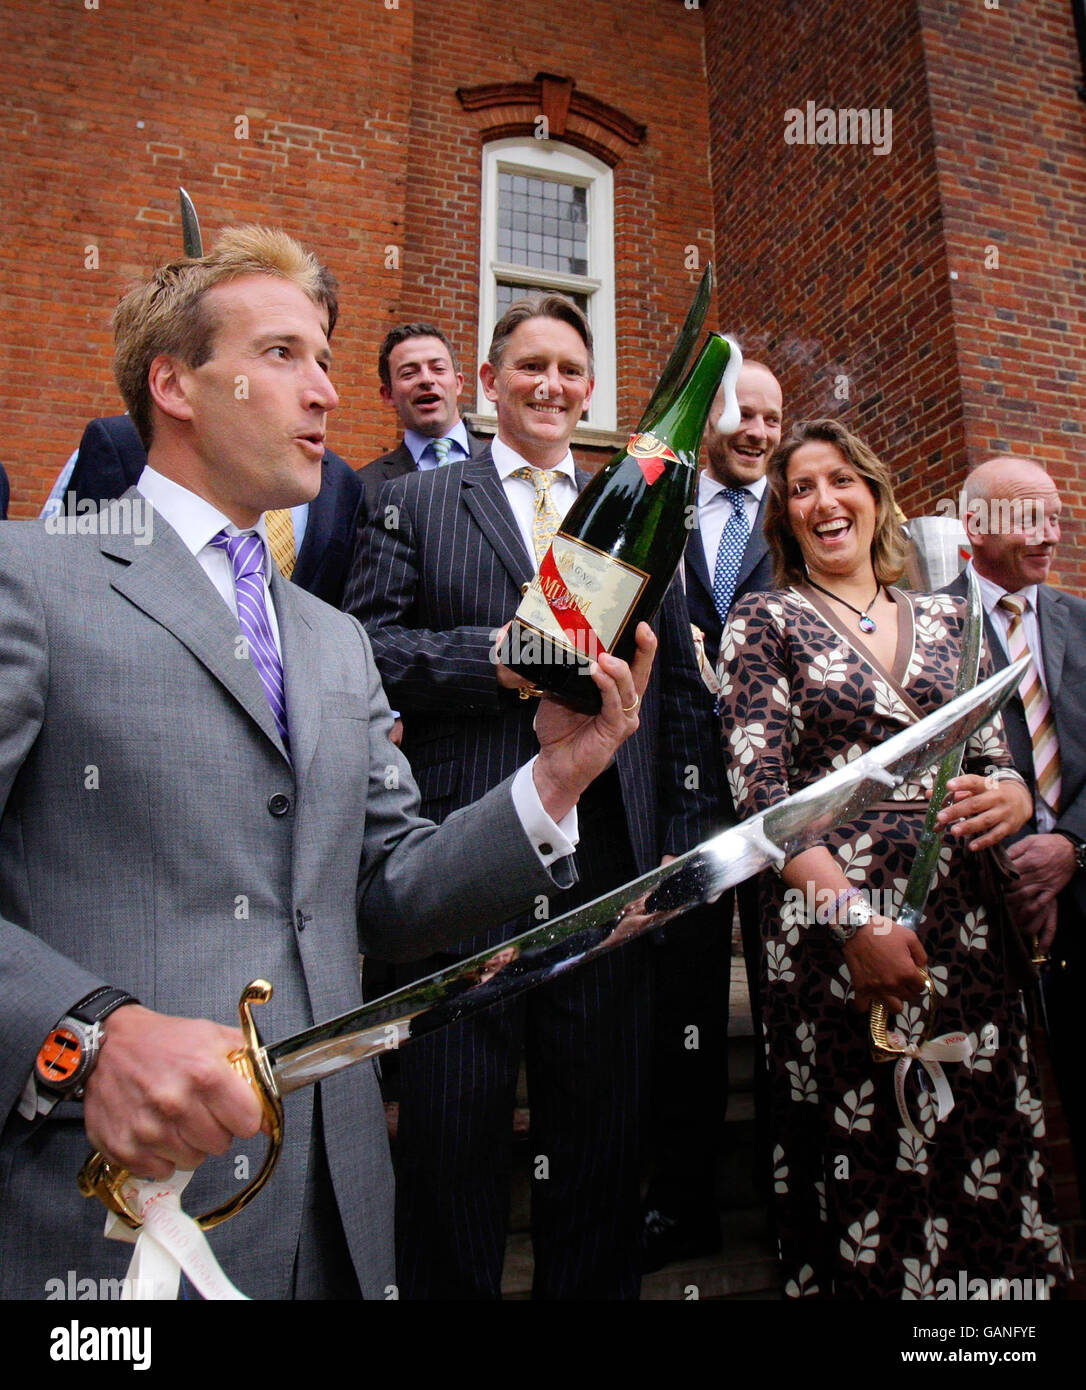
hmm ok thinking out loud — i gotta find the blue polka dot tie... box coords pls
[711,488,750,624]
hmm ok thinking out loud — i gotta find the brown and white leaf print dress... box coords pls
[719,586,1068,1300]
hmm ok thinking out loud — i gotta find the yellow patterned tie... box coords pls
[998,594,1061,813]
[264,509,297,580]
[512,467,563,565]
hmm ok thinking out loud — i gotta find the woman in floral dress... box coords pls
[719,419,1067,1299]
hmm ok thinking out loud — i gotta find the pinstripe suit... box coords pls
[345,447,721,1298]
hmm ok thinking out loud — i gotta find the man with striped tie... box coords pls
[949,455,1086,1198]
[0,228,656,1300]
[360,323,487,511]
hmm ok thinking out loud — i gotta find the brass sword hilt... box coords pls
[78,980,285,1231]
[869,969,936,1062]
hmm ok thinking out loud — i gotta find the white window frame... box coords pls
[476,138,617,433]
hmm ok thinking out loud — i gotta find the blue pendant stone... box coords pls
[859,614,877,633]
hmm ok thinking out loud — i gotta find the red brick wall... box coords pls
[918,0,1086,594]
[1,0,715,513]
[704,1,965,511]
[702,0,1085,594]
[2,0,415,515]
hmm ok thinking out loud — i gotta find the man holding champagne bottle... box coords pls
[347,292,719,1299]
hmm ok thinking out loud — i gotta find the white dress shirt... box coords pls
[697,471,767,578]
[405,419,474,470]
[491,436,579,563]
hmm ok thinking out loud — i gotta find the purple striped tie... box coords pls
[211,530,289,745]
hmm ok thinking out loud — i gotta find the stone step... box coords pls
[500,1208,780,1300]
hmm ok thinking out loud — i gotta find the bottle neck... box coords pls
[642,334,735,463]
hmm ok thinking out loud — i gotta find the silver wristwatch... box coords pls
[829,895,873,945]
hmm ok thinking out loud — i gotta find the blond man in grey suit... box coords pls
[0,228,652,1299]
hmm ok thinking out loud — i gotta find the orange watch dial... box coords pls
[36,1026,84,1084]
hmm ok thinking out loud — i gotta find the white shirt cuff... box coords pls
[511,758,579,866]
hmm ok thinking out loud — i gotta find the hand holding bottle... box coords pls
[530,622,657,823]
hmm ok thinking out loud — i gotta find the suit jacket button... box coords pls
[268,793,292,816]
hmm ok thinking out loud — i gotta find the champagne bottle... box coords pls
[500,331,743,713]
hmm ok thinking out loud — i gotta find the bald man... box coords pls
[643,362,783,1270]
[947,455,1086,1198]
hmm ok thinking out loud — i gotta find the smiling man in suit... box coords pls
[360,323,487,510]
[684,361,781,667]
[347,292,718,1300]
[0,231,654,1300]
[947,455,1086,1200]
[642,361,783,1269]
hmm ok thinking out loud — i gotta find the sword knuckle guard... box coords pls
[77,979,285,1232]
[870,971,936,1062]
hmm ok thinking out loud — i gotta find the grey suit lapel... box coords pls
[101,513,290,765]
[460,457,533,589]
[1039,586,1068,699]
[273,569,321,785]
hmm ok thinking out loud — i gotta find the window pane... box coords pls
[494,281,589,319]
[496,169,589,275]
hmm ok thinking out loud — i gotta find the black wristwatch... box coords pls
[1054,830,1086,876]
[34,987,138,1099]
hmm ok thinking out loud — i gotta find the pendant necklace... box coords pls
[807,577,882,633]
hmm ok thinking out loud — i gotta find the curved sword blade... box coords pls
[179,186,204,258]
[265,657,1028,1094]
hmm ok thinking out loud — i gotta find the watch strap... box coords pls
[1053,830,1086,873]
[69,986,139,1025]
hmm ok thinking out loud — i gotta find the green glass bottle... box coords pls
[500,331,742,713]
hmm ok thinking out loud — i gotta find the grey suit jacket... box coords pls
[943,571,1086,931]
[0,497,561,1299]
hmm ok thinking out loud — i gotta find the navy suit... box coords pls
[345,447,721,1298]
[683,486,773,670]
[645,488,776,1226]
[67,415,364,608]
[358,429,489,512]
[0,462,8,520]
[944,570,1086,1195]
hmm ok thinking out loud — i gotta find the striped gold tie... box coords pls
[512,467,563,564]
[264,509,297,580]
[998,594,1061,813]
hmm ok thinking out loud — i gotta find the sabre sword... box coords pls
[79,661,1028,1232]
[869,571,1024,1057]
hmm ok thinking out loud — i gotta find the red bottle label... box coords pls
[627,432,679,484]
[516,536,649,661]
[538,544,604,658]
